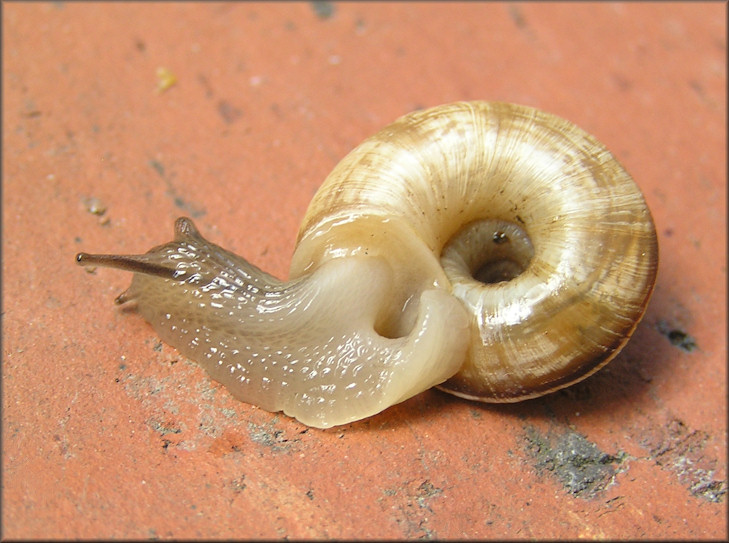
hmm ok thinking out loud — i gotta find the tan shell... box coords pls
[291,101,658,401]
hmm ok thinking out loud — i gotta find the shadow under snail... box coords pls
[77,101,658,429]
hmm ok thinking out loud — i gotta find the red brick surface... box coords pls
[3,2,726,539]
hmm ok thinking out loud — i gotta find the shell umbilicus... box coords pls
[77,101,658,428]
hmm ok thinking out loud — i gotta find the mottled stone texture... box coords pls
[3,2,725,539]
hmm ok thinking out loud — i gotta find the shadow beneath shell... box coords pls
[453,239,702,427]
[336,387,465,434]
[456,305,684,424]
[344,303,680,433]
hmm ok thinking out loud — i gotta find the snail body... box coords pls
[77,101,658,428]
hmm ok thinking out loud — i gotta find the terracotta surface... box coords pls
[3,2,726,539]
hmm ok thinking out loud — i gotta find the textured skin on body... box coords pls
[117,219,468,428]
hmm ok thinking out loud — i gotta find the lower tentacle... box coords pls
[79,218,469,428]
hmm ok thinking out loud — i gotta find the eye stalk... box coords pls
[77,217,470,428]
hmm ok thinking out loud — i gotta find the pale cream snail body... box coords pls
[77,102,658,428]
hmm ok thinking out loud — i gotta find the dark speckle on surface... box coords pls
[217,100,243,124]
[524,426,623,498]
[310,1,335,20]
[638,417,726,503]
[657,320,698,352]
[508,4,527,29]
[149,159,165,177]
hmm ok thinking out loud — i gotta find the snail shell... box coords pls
[77,101,658,428]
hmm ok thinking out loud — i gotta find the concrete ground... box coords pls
[3,2,726,539]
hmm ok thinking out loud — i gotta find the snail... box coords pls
[77,101,658,429]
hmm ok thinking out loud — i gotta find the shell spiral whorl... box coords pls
[77,101,658,428]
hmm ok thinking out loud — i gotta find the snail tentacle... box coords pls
[79,218,469,428]
[77,101,658,428]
